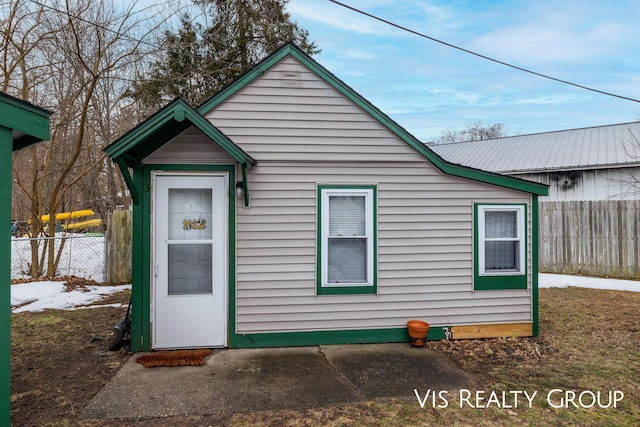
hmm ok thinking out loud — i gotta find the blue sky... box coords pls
[286,0,640,141]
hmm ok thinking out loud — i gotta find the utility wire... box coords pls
[329,0,640,104]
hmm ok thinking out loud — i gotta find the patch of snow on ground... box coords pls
[539,274,640,292]
[11,281,130,313]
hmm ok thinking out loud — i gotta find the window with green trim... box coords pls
[317,186,377,295]
[474,204,527,290]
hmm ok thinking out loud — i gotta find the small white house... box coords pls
[105,44,548,351]
[431,122,640,202]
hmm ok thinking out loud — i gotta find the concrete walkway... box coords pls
[82,343,476,420]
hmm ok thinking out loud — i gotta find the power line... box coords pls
[26,0,163,51]
[24,0,270,72]
[328,0,640,104]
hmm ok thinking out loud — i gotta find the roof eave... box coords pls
[198,43,547,196]
[104,99,256,169]
[0,92,51,150]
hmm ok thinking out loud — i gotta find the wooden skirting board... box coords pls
[451,323,533,339]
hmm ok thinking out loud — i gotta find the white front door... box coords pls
[153,174,227,349]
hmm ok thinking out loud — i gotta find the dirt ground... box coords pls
[10,277,132,425]
[9,279,640,426]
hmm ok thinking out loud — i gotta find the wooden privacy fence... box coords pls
[106,209,132,284]
[540,200,640,279]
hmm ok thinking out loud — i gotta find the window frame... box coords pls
[474,203,528,290]
[317,185,377,295]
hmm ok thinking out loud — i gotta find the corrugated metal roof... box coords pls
[430,122,640,174]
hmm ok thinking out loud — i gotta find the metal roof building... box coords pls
[431,122,640,201]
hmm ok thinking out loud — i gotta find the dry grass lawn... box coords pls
[10,285,640,426]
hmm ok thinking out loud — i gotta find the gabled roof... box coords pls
[104,98,255,168]
[0,92,51,150]
[431,121,640,174]
[198,43,547,196]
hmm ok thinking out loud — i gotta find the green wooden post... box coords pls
[0,93,50,424]
[0,125,12,420]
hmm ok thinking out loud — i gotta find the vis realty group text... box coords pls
[414,389,624,410]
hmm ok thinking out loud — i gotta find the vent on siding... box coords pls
[279,70,303,88]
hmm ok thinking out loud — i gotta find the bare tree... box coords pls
[4,0,165,277]
[438,122,506,144]
[612,127,640,198]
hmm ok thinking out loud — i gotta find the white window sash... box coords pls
[478,205,525,276]
[321,188,374,287]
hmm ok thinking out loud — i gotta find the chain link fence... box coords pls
[11,234,106,282]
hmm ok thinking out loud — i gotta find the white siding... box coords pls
[143,126,235,164]
[204,56,534,334]
[514,167,640,201]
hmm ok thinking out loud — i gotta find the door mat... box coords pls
[135,349,212,368]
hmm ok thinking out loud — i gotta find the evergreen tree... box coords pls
[131,0,319,108]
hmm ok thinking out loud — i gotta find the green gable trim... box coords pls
[0,92,51,150]
[230,325,447,348]
[104,98,255,169]
[197,43,548,197]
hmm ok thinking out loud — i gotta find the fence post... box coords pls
[106,209,132,284]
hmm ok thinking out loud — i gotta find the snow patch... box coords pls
[11,281,130,313]
[540,274,640,292]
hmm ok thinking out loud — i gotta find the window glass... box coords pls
[168,244,213,295]
[485,241,519,271]
[485,211,517,238]
[168,188,212,240]
[329,195,365,236]
[328,238,367,282]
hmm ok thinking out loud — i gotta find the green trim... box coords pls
[116,158,139,205]
[197,43,547,196]
[130,164,236,352]
[0,92,51,150]
[104,98,255,169]
[316,185,377,295]
[473,203,528,291]
[1,96,50,423]
[129,166,149,351]
[0,126,12,419]
[531,196,540,336]
[231,325,448,348]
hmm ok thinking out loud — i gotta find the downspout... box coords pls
[242,162,249,207]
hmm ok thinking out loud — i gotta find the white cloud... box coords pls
[288,0,398,36]
[467,2,639,65]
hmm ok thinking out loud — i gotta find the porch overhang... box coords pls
[0,92,51,151]
[104,98,256,204]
